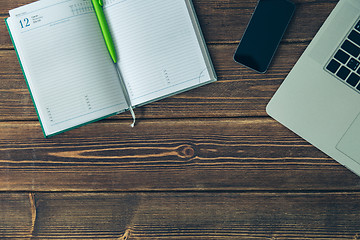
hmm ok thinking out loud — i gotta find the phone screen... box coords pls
[233,0,295,73]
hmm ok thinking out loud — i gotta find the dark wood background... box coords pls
[2,0,360,239]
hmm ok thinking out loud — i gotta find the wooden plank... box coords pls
[0,42,307,120]
[0,119,359,192]
[0,193,32,239]
[2,192,360,239]
[0,0,336,48]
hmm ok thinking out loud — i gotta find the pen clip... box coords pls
[99,0,103,7]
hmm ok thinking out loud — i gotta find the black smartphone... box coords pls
[233,0,295,73]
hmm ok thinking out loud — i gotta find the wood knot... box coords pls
[118,228,131,240]
[177,144,196,159]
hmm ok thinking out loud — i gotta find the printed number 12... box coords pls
[20,18,30,28]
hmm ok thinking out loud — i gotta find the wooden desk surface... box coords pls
[2,0,360,239]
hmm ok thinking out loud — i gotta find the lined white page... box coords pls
[8,0,128,136]
[104,0,213,106]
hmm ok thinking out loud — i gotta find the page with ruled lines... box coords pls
[8,0,128,136]
[104,0,215,106]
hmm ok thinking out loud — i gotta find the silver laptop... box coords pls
[267,0,360,176]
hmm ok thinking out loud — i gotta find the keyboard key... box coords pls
[356,20,360,32]
[326,59,341,73]
[334,49,350,64]
[341,40,360,57]
[337,66,351,80]
[347,58,360,70]
[346,73,360,87]
[349,30,360,46]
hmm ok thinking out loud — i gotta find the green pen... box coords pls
[91,0,117,63]
[91,0,136,127]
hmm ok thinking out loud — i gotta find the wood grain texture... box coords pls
[1,119,359,192]
[2,0,359,239]
[1,192,360,239]
[0,193,32,239]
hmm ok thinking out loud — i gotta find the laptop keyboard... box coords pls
[326,19,360,91]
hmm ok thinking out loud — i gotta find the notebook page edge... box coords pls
[185,0,217,82]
